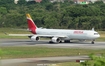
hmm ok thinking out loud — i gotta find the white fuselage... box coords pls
[36,28,100,40]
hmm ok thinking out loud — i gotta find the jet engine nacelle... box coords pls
[51,37,61,43]
[30,35,39,41]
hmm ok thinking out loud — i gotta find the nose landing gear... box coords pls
[91,40,95,44]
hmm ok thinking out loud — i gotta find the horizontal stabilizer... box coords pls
[8,34,34,36]
[92,28,94,31]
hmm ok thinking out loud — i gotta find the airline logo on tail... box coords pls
[26,14,37,34]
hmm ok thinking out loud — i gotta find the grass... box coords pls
[0,46,105,59]
[0,28,30,39]
[0,28,30,33]
[0,33,28,39]
[57,62,81,66]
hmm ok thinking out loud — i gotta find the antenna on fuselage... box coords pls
[92,28,94,31]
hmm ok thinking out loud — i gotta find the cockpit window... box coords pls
[94,33,99,35]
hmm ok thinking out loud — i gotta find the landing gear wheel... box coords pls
[64,40,70,43]
[91,40,95,44]
[59,40,62,43]
[49,41,60,44]
[49,41,54,43]
[91,41,94,44]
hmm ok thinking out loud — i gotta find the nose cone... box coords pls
[98,34,100,38]
[95,34,100,38]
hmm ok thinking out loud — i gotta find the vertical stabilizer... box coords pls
[92,28,94,31]
[26,14,37,34]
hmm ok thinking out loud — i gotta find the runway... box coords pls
[0,39,105,49]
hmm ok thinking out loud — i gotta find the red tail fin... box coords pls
[26,14,37,34]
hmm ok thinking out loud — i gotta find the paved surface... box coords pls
[1,55,89,66]
[0,39,105,49]
[0,39,105,66]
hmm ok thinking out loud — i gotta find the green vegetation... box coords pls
[0,1,105,65]
[0,46,105,59]
[57,62,80,66]
[81,54,105,66]
[1,46,105,66]
[0,28,30,34]
[0,1,105,30]
[0,28,30,39]
[58,54,105,66]
[0,49,2,59]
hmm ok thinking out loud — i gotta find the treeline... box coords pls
[0,0,105,30]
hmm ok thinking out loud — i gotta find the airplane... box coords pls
[9,14,100,44]
[26,14,100,44]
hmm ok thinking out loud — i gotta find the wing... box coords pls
[8,34,67,38]
[8,34,34,36]
[29,34,68,43]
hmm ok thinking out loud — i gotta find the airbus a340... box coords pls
[9,14,100,44]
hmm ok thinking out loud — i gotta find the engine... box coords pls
[51,37,61,43]
[30,35,40,41]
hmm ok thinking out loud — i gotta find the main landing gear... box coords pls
[91,40,95,44]
[64,40,70,43]
[49,40,62,44]
[49,40,70,44]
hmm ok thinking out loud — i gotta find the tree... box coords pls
[60,16,72,29]
[0,7,7,14]
[0,0,105,30]
[94,1,104,4]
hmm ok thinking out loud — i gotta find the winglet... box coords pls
[26,14,37,34]
[26,14,32,19]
